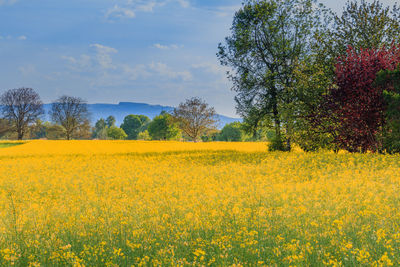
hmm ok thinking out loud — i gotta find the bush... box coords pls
[137,130,151,141]
[148,113,181,141]
[268,136,286,152]
[46,124,66,140]
[218,122,244,142]
[106,126,127,140]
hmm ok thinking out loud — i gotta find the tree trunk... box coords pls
[274,118,281,140]
[17,132,23,140]
[286,137,291,151]
[273,102,282,143]
[285,124,292,152]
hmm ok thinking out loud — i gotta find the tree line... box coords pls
[4,0,399,152]
[218,0,400,153]
[0,90,91,141]
[1,90,253,142]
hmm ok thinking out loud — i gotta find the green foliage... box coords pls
[0,142,24,148]
[93,118,107,139]
[0,118,12,139]
[137,115,151,131]
[106,116,116,128]
[45,123,66,140]
[201,129,220,142]
[137,130,151,141]
[121,115,151,140]
[218,122,245,142]
[382,91,400,153]
[94,117,128,140]
[291,58,337,152]
[290,0,400,153]
[241,121,275,142]
[29,119,47,139]
[268,135,287,152]
[376,66,400,154]
[106,126,127,140]
[218,0,327,151]
[148,113,181,141]
[325,0,400,58]
[96,128,109,140]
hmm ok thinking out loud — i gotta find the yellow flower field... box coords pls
[1,140,400,266]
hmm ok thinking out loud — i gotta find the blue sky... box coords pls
[0,0,398,117]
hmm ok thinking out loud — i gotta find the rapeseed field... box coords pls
[0,140,400,266]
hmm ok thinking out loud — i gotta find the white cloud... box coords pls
[61,54,91,70]
[176,0,190,8]
[121,64,151,80]
[19,64,36,76]
[214,5,241,17]
[192,62,227,76]
[90,44,118,54]
[149,62,192,81]
[61,44,118,72]
[0,34,28,41]
[0,0,18,6]
[105,0,190,20]
[90,44,118,69]
[105,5,136,20]
[62,45,192,83]
[153,43,183,50]
[135,1,157,12]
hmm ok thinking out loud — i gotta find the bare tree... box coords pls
[172,97,218,142]
[50,95,90,140]
[0,88,44,140]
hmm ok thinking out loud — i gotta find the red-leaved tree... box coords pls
[325,45,400,152]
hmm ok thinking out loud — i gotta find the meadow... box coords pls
[0,142,23,149]
[0,141,400,266]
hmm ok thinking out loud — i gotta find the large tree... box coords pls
[172,97,218,142]
[121,114,150,140]
[106,126,127,140]
[106,116,116,128]
[218,0,325,151]
[291,0,400,152]
[49,95,90,140]
[0,87,44,140]
[148,112,181,141]
[93,118,107,139]
[324,0,400,58]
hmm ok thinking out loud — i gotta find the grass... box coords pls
[0,142,24,148]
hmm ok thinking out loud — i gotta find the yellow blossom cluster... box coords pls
[0,140,399,266]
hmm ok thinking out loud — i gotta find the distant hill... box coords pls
[43,102,241,128]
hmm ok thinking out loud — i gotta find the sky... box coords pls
[0,0,398,117]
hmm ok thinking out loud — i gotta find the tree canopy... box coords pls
[121,114,150,140]
[172,97,218,142]
[218,122,245,142]
[218,0,326,151]
[49,95,90,140]
[148,112,181,141]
